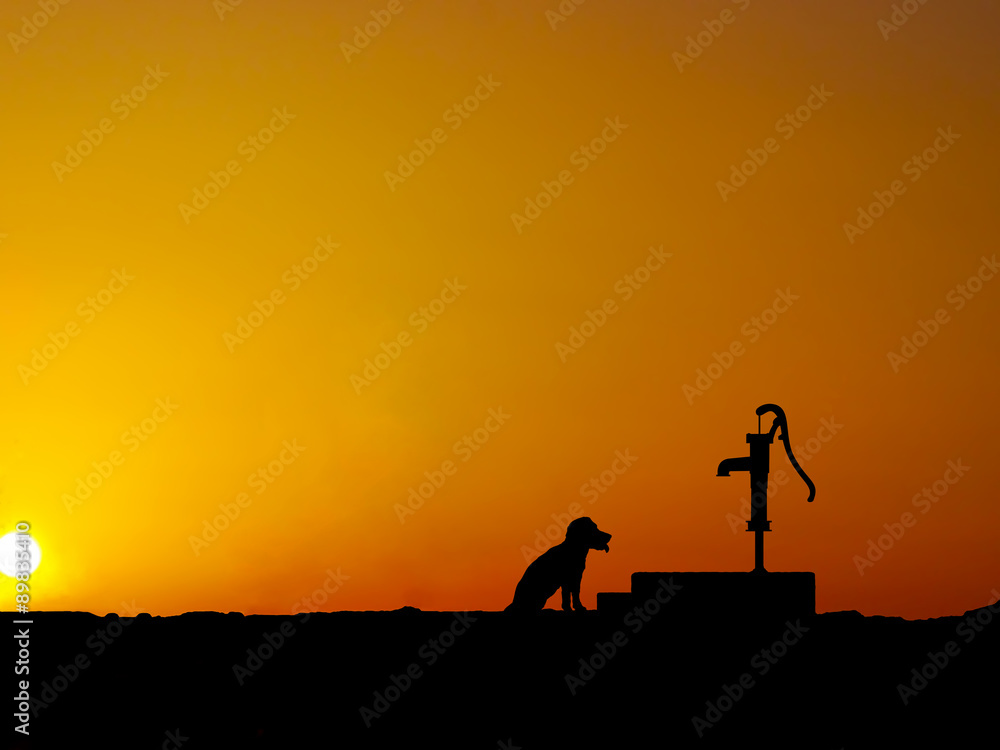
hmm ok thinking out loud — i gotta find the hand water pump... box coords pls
[716,404,815,573]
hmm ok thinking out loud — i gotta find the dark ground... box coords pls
[9,600,999,749]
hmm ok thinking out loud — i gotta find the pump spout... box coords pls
[716,456,752,477]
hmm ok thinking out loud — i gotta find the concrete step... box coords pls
[598,571,815,622]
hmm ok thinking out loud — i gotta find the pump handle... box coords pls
[755,404,816,503]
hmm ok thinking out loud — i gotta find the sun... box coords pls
[0,531,42,577]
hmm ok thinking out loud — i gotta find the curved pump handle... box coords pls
[756,404,816,503]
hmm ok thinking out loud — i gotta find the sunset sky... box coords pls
[1,0,998,620]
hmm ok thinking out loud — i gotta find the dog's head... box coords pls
[565,517,612,552]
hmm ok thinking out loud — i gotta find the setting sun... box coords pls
[0,531,42,577]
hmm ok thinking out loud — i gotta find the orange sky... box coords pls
[1,0,998,620]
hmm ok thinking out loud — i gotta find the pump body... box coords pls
[717,404,815,573]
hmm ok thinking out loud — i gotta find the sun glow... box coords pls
[0,531,42,577]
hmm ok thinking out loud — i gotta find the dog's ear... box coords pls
[565,518,582,540]
[565,517,594,540]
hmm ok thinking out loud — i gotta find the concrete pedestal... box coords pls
[597,571,815,622]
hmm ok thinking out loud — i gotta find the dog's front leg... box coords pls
[570,568,586,611]
[561,584,573,612]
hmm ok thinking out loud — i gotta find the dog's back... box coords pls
[504,542,569,612]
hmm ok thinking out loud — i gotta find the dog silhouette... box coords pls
[505,517,611,613]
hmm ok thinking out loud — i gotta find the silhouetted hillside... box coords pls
[10,604,999,748]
